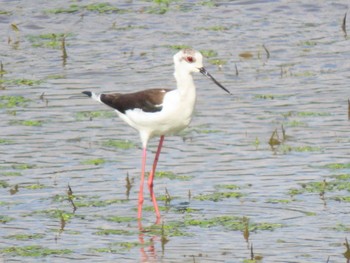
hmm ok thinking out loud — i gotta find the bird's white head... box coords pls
[173,48,231,95]
[173,49,203,74]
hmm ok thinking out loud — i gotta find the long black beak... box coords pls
[199,67,231,95]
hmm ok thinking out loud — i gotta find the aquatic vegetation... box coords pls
[27,33,69,49]
[196,26,230,31]
[74,198,127,208]
[0,180,9,188]
[215,184,241,190]
[183,215,282,232]
[324,163,350,170]
[94,228,134,236]
[154,171,193,180]
[0,138,12,144]
[144,221,189,237]
[288,175,350,198]
[0,95,30,108]
[284,120,307,127]
[194,191,244,202]
[47,3,124,14]
[23,184,47,190]
[105,216,136,223]
[266,199,291,204]
[12,120,42,127]
[102,139,136,150]
[279,144,322,153]
[76,110,115,120]
[4,233,45,240]
[0,245,72,257]
[11,163,37,170]
[296,111,331,117]
[0,215,13,223]
[208,58,227,66]
[166,44,192,51]
[80,158,106,166]
[200,49,218,58]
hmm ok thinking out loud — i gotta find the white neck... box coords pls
[174,69,196,96]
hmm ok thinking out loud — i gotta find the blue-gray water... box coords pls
[0,1,349,262]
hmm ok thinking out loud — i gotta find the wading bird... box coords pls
[82,48,230,221]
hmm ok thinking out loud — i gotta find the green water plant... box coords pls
[4,233,45,240]
[102,139,136,150]
[0,95,30,108]
[0,245,72,257]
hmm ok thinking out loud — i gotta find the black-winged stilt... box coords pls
[82,48,230,221]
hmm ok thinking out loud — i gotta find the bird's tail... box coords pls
[82,91,101,103]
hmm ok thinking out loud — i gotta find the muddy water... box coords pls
[1,0,350,262]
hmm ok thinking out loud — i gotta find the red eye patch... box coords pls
[185,56,195,63]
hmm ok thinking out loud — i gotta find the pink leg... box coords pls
[138,148,147,220]
[148,135,164,221]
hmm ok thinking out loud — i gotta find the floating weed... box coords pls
[11,120,42,127]
[299,40,317,47]
[266,199,291,204]
[154,171,193,181]
[1,172,21,177]
[105,216,136,223]
[85,3,122,13]
[27,33,70,49]
[284,120,307,127]
[0,79,41,86]
[74,198,127,208]
[75,111,115,120]
[166,44,192,51]
[25,209,79,221]
[23,184,47,190]
[279,144,322,153]
[12,163,37,170]
[0,215,14,223]
[324,163,350,170]
[296,111,331,117]
[80,158,106,166]
[200,49,218,58]
[144,221,189,237]
[183,215,282,232]
[94,228,134,236]
[0,95,30,108]
[333,196,350,202]
[208,58,227,66]
[102,139,136,150]
[327,223,350,232]
[196,26,230,31]
[0,245,72,257]
[288,177,350,197]
[0,138,13,144]
[111,24,148,31]
[90,247,120,254]
[4,233,45,240]
[47,3,124,14]
[333,174,350,180]
[47,4,80,14]
[215,184,241,190]
[0,180,10,188]
[194,191,244,202]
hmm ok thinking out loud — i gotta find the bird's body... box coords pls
[83,49,230,222]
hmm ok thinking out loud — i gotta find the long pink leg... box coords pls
[148,135,164,221]
[138,148,147,220]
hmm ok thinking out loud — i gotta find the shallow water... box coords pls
[1,0,350,262]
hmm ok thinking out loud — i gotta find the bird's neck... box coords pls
[174,70,196,96]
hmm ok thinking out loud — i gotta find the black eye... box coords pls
[185,56,195,63]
